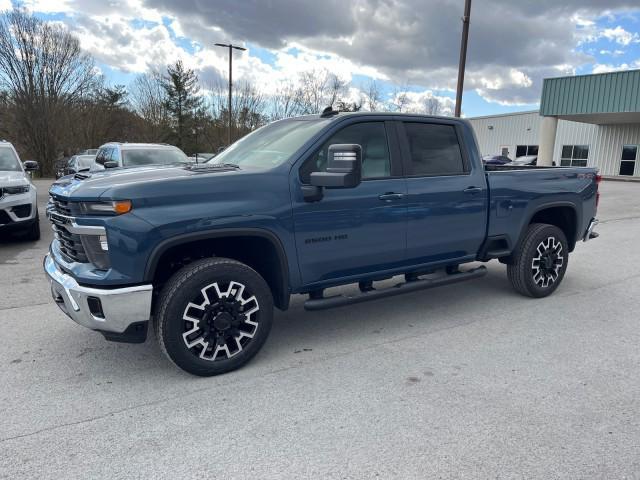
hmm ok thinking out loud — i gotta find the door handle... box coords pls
[378,192,404,201]
[463,186,482,194]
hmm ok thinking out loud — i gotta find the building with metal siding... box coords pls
[469,70,640,177]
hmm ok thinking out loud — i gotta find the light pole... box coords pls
[215,42,247,146]
[454,0,472,117]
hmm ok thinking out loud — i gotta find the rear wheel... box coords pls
[507,223,568,298]
[155,257,274,376]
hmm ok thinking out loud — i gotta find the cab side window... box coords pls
[300,122,391,183]
[404,123,466,176]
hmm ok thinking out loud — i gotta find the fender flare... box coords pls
[518,201,580,250]
[144,228,290,309]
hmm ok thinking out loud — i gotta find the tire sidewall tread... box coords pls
[507,223,569,298]
[154,257,273,376]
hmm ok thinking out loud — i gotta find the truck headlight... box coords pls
[4,184,30,195]
[79,200,132,215]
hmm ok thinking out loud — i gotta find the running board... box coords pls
[304,266,487,311]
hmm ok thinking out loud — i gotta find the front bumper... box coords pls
[44,254,153,334]
[0,189,37,227]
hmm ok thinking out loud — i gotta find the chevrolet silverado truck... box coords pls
[44,111,600,376]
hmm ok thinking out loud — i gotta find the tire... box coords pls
[507,223,568,298]
[154,257,274,376]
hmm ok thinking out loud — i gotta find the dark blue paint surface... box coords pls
[48,114,599,297]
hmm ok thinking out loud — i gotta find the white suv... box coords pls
[0,141,39,240]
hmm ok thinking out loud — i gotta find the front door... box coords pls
[291,120,407,287]
[397,120,488,266]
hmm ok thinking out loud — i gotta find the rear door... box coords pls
[291,120,407,287]
[397,120,488,266]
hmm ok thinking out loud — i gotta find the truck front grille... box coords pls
[48,195,88,263]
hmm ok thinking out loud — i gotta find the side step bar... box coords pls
[304,266,487,311]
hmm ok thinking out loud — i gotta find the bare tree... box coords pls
[423,96,442,115]
[297,69,346,114]
[129,69,170,141]
[0,9,96,175]
[270,80,304,120]
[389,87,410,113]
[208,77,267,146]
[362,79,383,112]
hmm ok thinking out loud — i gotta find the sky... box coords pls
[2,0,640,117]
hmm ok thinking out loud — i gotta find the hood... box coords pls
[0,170,29,186]
[49,163,247,200]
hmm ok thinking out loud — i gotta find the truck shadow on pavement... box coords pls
[41,265,513,380]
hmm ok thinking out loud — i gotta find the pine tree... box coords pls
[162,60,203,149]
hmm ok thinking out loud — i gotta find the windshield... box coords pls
[0,147,21,171]
[209,119,330,168]
[77,156,95,169]
[122,147,189,167]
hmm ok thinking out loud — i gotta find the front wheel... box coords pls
[507,223,568,298]
[155,257,274,376]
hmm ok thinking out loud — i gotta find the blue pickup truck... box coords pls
[44,111,600,376]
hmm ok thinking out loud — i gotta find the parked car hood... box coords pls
[0,170,30,186]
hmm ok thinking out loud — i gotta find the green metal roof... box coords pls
[540,69,640,116]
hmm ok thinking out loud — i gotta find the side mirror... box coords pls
[23,160,39,171]
[103,161,118,169]
[310,144,362,188]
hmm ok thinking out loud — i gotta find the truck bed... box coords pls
[484,165,598,251]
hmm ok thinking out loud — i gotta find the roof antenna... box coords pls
[320,106,339,118]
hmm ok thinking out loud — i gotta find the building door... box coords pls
[500,145,510,158]
[619,145,638,176]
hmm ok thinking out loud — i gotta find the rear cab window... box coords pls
[401,123,467,176]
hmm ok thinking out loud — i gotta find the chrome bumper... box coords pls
[44,254,153,333]
[583,218,599,242]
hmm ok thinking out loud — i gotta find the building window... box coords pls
[619,145,637,176]
[515,145,538,157]
[560,145,589,167]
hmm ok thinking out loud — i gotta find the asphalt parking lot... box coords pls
[1,179,639,479]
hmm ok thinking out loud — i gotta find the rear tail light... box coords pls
[595,173,601,210]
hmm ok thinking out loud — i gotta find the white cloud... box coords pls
[599,49,626,56]
[0,0,12,10]
[13,0,640,109]
[601,26,640,46]
[592,62,632,74]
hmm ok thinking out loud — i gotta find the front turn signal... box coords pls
[113,200,132,214]
[79,200,133,215]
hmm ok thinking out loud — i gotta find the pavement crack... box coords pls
[0,302,49,312]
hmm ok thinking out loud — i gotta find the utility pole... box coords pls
[454,0,472,117]
[215,42,247,145]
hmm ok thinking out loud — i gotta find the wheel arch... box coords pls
[526,202,579,252]
[145,228,290,310]
[500,202,579,265]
